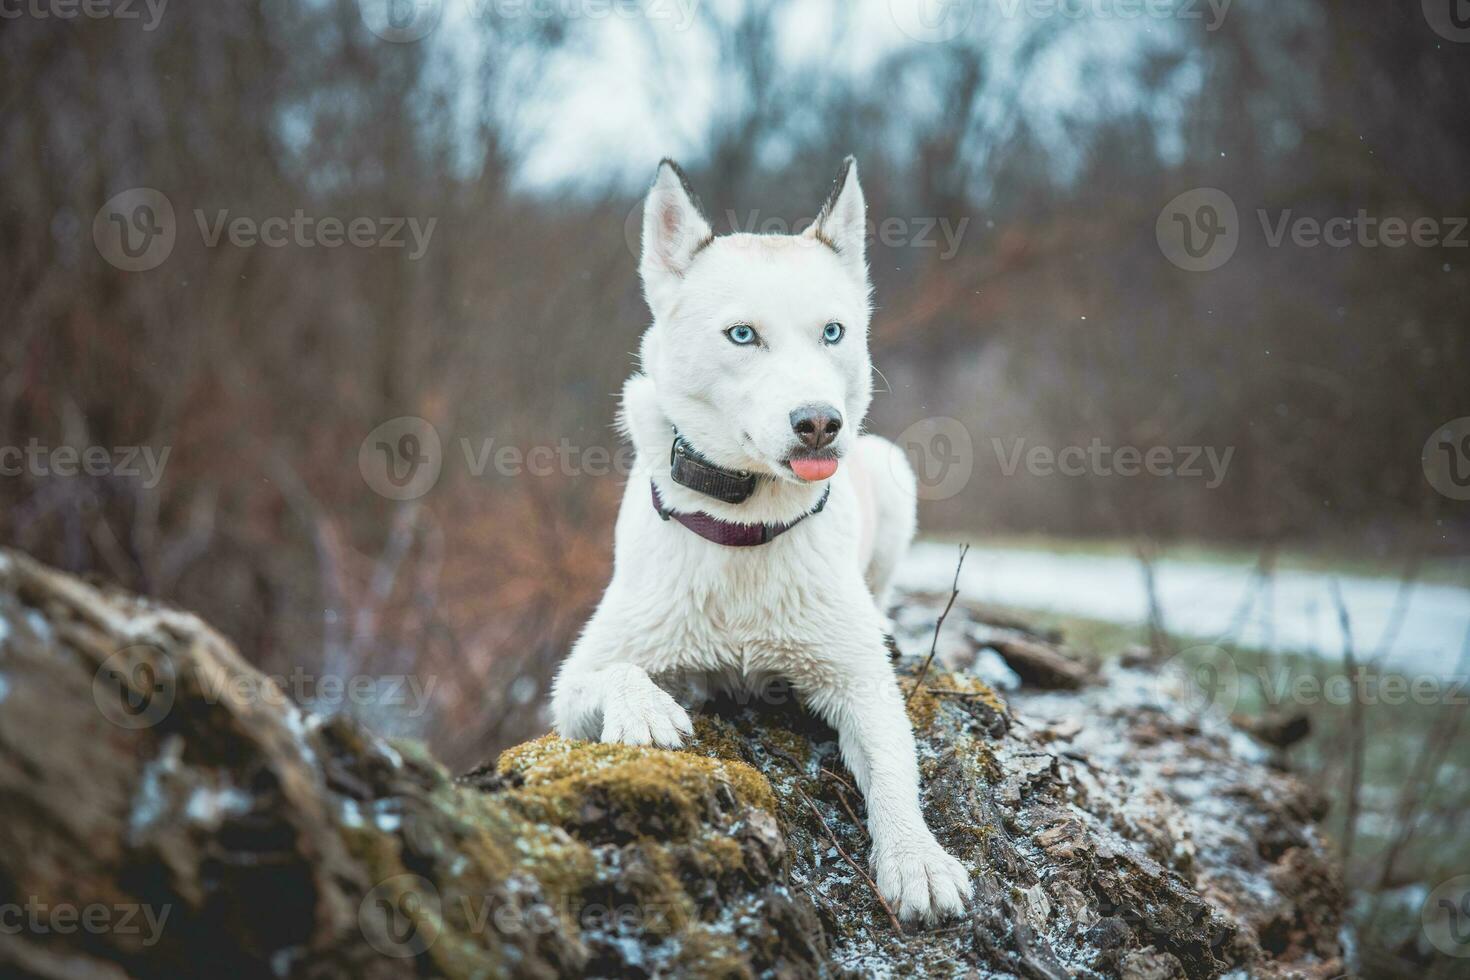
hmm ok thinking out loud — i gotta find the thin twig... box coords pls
[797,788,902,933]
[1328,579,1366,868]
[819,766,857,794]
[1135,539,1169,659]
[907,543,969,705]
[820,769,868,841]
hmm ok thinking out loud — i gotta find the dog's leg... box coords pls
[803,640,972,925]
[856,434,918,616]
[552,659,692,749]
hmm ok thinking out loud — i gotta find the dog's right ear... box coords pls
[641,159,713,316]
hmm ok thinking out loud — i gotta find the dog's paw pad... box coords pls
[874,838,973,925]
[600,687,693,749]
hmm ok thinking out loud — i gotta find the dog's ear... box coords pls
[641,159,713,315]
[804,156,867,282]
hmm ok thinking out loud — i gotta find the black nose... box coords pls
[790,404,843,450]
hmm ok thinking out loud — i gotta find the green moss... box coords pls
[902,671,1008,733]
[902,679,941,730]
[687,716,755,766]
[754,724,814,771]
[498,734,777,824]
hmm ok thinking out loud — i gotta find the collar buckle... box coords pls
[669,434,759,504]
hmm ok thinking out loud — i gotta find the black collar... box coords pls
[669,434,760,504]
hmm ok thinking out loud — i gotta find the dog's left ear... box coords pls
[641,159,714,318]
[805,156,867,282]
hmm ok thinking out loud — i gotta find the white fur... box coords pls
[550,159,971,924]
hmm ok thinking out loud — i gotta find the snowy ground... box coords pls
[898,541,1470,680]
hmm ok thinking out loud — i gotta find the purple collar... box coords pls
[651,481,830,547]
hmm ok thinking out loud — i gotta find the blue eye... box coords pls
[726,324,758,346]
[822,322,845,344]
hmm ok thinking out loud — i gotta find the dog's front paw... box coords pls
[873,836,973,925]
[599,684,693,749]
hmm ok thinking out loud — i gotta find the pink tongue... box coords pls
[789,457,839,482]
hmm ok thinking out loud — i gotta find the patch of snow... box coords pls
[24,609,51,643]
[128,742,183,839]
[900,541,1470,679]
[372,801,402,832]
[973,647,1022,691]
[185,785,252,824]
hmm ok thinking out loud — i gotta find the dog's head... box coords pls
[636,158,873,485]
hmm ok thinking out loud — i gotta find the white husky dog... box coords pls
[549,158,972,923]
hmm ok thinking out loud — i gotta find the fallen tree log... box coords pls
[0,550,1346,978]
